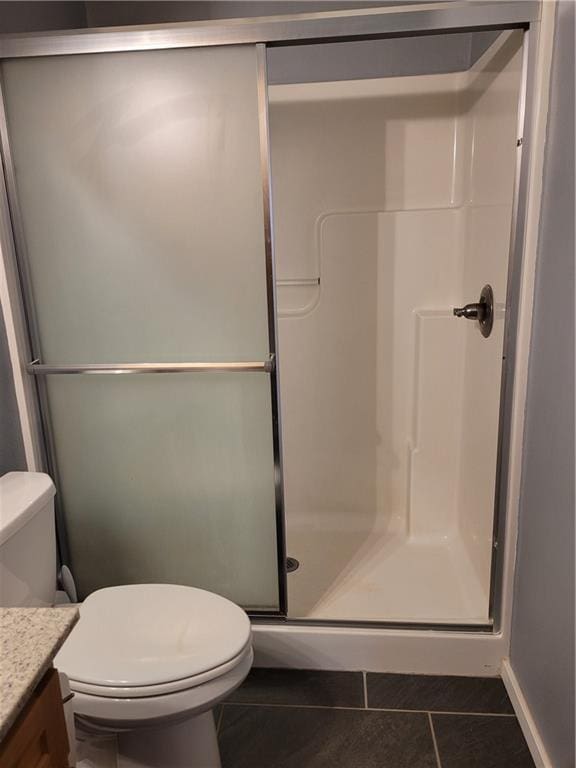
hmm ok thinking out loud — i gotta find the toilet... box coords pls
[0,472,253,768]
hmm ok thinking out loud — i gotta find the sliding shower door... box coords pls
[1,45,284,610]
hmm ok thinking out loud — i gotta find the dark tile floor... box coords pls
[217,669,536,768]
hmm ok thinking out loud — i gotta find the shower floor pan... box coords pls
[286,531,490,625]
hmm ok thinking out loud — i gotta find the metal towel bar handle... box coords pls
[26,356,275,375]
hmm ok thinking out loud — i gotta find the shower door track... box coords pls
[0,0,541,630]
[251,617,494,634]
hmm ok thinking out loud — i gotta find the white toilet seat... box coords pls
[68,640,252,698]
[70,645,254,728]
[56,583,252,691]
[54,583,253,729]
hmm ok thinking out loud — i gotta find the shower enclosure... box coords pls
[0,2,538,635]
[268,30,524,624]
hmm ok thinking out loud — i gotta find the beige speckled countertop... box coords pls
[0,606,79,740]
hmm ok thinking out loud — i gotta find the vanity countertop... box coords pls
[0,606,79,740]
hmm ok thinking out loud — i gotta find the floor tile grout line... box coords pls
[428,712,443,768]
[362,671,368,709]
[223,701,517,717]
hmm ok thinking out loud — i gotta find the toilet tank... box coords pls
[0,472,57,606]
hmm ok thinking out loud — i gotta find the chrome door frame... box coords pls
[0,1,541,626]
[488,22,540,632]
[256,44,288,618]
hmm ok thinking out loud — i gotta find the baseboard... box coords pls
[501,659,553,768]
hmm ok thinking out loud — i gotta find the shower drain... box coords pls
[286,557,300,573]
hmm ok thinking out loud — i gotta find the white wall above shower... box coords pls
[269,30,523,623]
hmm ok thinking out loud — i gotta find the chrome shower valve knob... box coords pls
[453,284,494,338]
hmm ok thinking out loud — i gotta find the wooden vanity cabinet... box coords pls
[0,668,70,768]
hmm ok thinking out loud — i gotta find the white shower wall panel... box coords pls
[279,205,474,619]
[376,208,465,538]
[269,74,462,283]
[278,214,379,541]
[278,208,465,537]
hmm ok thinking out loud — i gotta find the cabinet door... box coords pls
[0,669,69,768]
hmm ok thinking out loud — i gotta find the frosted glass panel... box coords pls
[46,373,279,609]
[2,46,269,362]
[3,45,282,609]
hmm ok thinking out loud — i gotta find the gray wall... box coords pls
[267,31,498,84]
[84,1,390,27]
[0,0,391,33]
[0,2,86,33]
[509,3,575,767]
[0,306,26,475]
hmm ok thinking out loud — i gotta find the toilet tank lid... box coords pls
[0,472,56,546]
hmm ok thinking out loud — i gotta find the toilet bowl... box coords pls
[55,583,253,768]
[0,473,253,768]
